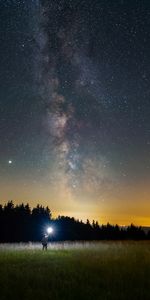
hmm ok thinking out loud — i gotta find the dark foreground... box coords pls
[0,241,150,300]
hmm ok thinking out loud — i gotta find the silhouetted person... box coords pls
[42,235,48,250]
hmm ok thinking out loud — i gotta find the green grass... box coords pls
[0,241,150,300]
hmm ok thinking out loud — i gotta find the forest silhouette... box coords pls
[0,201,148,242]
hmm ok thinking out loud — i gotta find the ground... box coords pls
[0,241,150,300]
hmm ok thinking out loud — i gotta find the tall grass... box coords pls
[0,241,150,300]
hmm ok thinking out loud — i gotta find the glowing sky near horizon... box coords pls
[0,0,150,225]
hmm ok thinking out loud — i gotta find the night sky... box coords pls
[0,0,150,225]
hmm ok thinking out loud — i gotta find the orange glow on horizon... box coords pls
[0,178,150,226]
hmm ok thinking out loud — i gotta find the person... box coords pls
[42,234,48,250]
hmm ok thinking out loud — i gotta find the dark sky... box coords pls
[0,0,150,225]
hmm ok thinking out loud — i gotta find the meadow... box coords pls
[0,241,150,300]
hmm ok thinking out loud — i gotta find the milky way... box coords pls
[34,0,114,197]
[0,0,150,224]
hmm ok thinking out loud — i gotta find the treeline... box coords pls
[0,201,149,242]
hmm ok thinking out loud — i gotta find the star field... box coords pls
[0,0,150,225]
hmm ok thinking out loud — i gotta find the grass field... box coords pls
[0,241,150,300]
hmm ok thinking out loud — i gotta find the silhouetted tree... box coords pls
[0,201,147,242]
